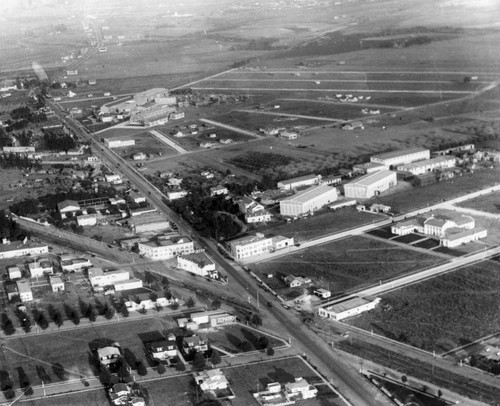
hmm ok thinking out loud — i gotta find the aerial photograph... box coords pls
[0,0,499,405]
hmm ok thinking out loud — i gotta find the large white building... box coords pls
[318,296,381,320]
[177,252,217,278]
[370,148,430,168]
[228,233,294,260]
[88,268,130,289]
[277,174,322,190]
[343,170,397,199]
[280,184,338,217]
[129,104,176,127]
[396,156,456,175]
[138,236,194,260]
[127,213,170,234]
[0,240,49,260]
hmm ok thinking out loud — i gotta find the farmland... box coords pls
[252,235,444,295]
[348,260,500,353]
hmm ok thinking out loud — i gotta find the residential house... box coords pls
[57,200,80,218]
[284,377,318,400]
[210,185,229,197]
[283,275,311,288]
[182,335,208,353]
[16,279,33,302]
[97,346,121,368]
[7,266,22,280]
[123,291,174,311]
[194,369,235,400]
[50,275,65,292]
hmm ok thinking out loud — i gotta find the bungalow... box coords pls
[133,152,147,161]
[97,346,121,368]
[314,288,331,299]
[194,369,235,400]
[283,275,310,288]
[148,332,178,362]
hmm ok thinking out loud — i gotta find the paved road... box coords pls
[199,118,263,138]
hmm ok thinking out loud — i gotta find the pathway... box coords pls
[149,129,188,154]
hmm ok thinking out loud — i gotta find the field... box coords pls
[456,190,500,214]
[348,260,500,353]
[23,390,108,406]
[252,235,444,295]
[0,318,173,387]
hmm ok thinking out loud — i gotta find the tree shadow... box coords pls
[240,328,258,348]
[225,333,241,349]
[0,370,15,400]
[268,367,295,384]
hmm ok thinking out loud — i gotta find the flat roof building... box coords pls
[277,174,321,190]
[127,213,170,234]
[370,148,430,168]
[396,156,456,175]
[0,240,49,260]
[138,235,194,260]
[319,296,380,320]
[177,252,217,278]
[280,184,338,217]
[343,170,397,199]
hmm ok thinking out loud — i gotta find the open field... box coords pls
[23,390,108,406]
[252,235,444,295]
[456,190,500,214]
[0,318,172,387]
[349,260,500,353]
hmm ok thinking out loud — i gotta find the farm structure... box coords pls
[343,170,397,199]
[396,156,456,175]
[370,148,430,169]
[280,184,339,217]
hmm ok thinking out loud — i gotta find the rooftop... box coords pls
[283,184,336,204]
[180,252,214,267]
[278,174,320,185]
[371,147,429,161]
[327,296,378,314]
[398,155,456,170]
[345,170,395,187]
[0,241,48,253]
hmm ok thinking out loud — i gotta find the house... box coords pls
[280,131,299,140]
[57,200,80,218]
[318,296,381,320]
[105,174,122,184]
[133,152,147,161]
[314,288,331,299]
[128,192,146,204]
[76,214,97,227]
[167,189,188,200]
[50,275,65,292]
[123,290,174,311]
[7,266,22,280]
[28,261,54,278]
[246,210,272,223]
[280,184,338,217]
[177,252,218,278]
[210,185,229,197]
[182,335,208,353]
[16,279,33,302]
[283,275,311,288]
[5,281,19,301]
[194,369,235,400]
[284,377,318,400]
[61,257,92,272]
[97,346,121,368]
[146,332,178,362]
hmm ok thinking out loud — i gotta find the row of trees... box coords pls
[0,153,41,170]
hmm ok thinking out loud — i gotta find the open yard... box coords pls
[456,190,500,214]
[252,235,444,295]
[348,260,500,353]
[0,317,174,388]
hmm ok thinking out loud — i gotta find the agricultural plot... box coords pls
[0,318,174,388]
[456,191,500,214]
[253,235,444,295]
[99,129,177,158]
[348,261,500,353]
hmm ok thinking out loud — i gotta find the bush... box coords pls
[176,361,186,372]
[266,346,275,356]
[192,352,206,371]
[157,363,166,375]
[210,349,221,366]
[186,297,195,308]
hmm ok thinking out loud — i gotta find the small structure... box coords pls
[210,185,229,197]
[314,288,331,299]
[284,377,318,400]
[182,335,208,353]
[76,214,97,227]
[50,275,65,292]
[283,275,311,288]
[318,296,380,320]
[277,174,322,190]
[97,346,121,368]
[16,279,33,302]
[145,331,177,363]
[61,257,92,272]
[177,252,218,278]
[7,266,22,280]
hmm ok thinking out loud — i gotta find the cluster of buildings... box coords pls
[177,310,236,330]
[253,377,318,405]
[108,383,145,406]
[391,212,487,248]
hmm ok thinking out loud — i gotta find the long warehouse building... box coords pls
[280,184,338,217]
[370,148,430,168]
[344,170,397,199]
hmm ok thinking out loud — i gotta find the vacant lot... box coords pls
[349,260,500,353]
[253,235,443,295]
[1,318,174,387]
[456,190,500,214]
[23,389,108,406]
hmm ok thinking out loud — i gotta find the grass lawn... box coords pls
[22,389,108,406]
[1,318,172,388]
[208,325,282,354]
[456,190,500,214]
[253,235,444,295]
[348,260,500,353]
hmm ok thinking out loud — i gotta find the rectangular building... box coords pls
[88,268,130,289]
[129,104,175,127]
[343,170,397,199]
[138,236,194,260]
[277,174,321,190]
[353,161,385,175]
[228,233,293,260]
[280,184,338,217]
[396,156,456,175]
[16,279,33,302]
[104,138,135,148]
[370,148,430,168]
[0,241,49,260]
[127,213,170,234]
[177,252,217,278]
[318,296,380,320]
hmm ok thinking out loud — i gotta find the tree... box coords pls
[123,349,137,370]
[144,271,156,287]
[88,306,97,322]
[186,297,195,308]
[249,313,262,327]
[1,314,16,335]
[149,292,158,302]
[171,301,179,311]
[32,309,49,330]
[266,346,275,356]
[258,336,269,350]
[104,306,115,320]
[120,305,129,318]
[117,359,130,382]
[64,303,80,325]
[210,350,221,366]
[47,304,63,327]
[192,352,206,371]
[240,341,252,352]
[176,361,186,372]
[99,368,111,386]
[52,363,68,381]
[136,361,148,377]
[157,363,166,375]
[211,299,221,310]
[401,375,407,383]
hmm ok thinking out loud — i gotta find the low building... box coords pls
[5,281,18,301]
[76,214,97,227]
[283,275,311,288]
[123,290,174,311]
[50,275,65,292]
[210,185,229,197]
[16,279,33,302]
[97,346,121,368]
[370,148,430,169]
[189,310,236,327]
[130,104,175,127]
[104,138,136,148]
[246,210,272,223]
[353,162,386,175]
[391,213,476,238]
[228,233,284,260]
[89,268,129,289]
[314,288,331,299]
[280,131,298,140]
[146,332,178,363]
[177,252,217,278]
[128,192,146,204]
[166,189,188,200]
[57,200,80,218]
[105,174,122,184]
[127,213,170,233]
[343,170,397,199]
[183,335,208,353]
[133,152,147,161]
[0,240,49,260]
[280,184,338,217]
[114,278,144,292]
[284,377,318,400]
[138,235,194,260]
[7,266,22,280]
[318,296,381,320]
[442,227,488,248]
[61,257,92,272]
[328,199,357,211]
[277,174,322,190]
[320,175,342,186]
[396,156,456,175]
